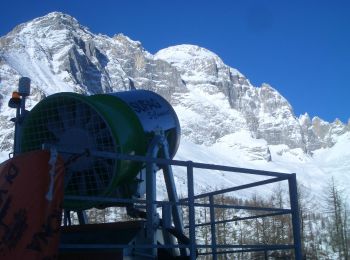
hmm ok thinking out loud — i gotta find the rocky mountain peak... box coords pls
[3,12,89,43]
[0,12,348,158]
[155,44,242,84]
[31,12,81,28]
[333,118,343,125]
[113,33,144,51]
[299,113,311,126]
[155,44,223,65]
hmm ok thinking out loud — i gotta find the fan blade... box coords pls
[78,172,88,195]
[92,167,104,192]
[57,106,74,129]
[74,103,89,127]
[47,119,62,138]
[64,170,74,189]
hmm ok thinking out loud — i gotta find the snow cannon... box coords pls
[20,90,180,209]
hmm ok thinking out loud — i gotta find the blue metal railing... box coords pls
[63,151,302,260]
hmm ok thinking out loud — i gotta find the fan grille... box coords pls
[21,94,117,201]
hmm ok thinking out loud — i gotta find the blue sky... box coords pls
[1,0,349,123]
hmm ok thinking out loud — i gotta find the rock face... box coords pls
[0,13,185,97]
[0,12,348,159]
[299,114,349,152]
[154,45,330,153]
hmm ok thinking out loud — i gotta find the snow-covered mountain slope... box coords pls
[0,12,349,198]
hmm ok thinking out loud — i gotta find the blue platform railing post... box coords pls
[187,161,196,259]
[77,210,88,225]
[146,160,157,258]
[209,195,218,260]
[288,173,302,260]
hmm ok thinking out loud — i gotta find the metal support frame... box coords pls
[159,136,187,257]
[76,210,88,225]
[63,210,72,226]
[289,174,302,260]
[187,162,196,260]
[13,102,22,155]
[63,210,88,226]
[145,135,160,258]
[60,150,302,259]
[136,132,188,258]
[209,195,218,260]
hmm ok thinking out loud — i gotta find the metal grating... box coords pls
[21,95,117,198]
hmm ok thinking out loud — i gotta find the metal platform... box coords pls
[61,151,302,260]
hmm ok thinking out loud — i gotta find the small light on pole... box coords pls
[8,77,31,156]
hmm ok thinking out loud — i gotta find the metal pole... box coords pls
[161,138,187,257]
[161,203,177,256]
[145,136,161,259]
[187,161,196,259]
[288,174,302,260]
[77,210,88,225]
[209,195,218,260]
[63,210,71,226]
[13,105,21,155]
[163,164,185,232]
[14,77,31,155]
[146,160,157,258]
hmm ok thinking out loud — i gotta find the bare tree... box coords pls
[324,177,349,259]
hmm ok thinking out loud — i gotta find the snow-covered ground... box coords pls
[169,133,349,201]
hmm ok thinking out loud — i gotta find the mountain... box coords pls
[0,12,349,197]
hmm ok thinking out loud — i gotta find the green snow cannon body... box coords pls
[20,90,180,209]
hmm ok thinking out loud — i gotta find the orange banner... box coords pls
[0,150,64,259]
